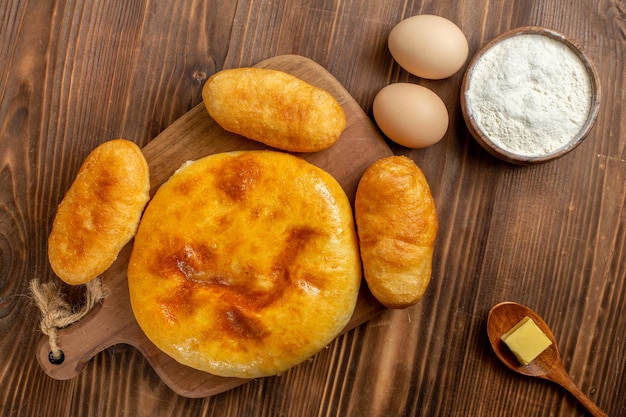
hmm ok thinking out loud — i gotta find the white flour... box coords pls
[465,33,592,157]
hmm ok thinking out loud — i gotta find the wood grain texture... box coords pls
[1,0,624,416]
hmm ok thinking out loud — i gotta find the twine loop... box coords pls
[30,278,106,362]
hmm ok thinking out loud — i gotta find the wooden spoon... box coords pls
[487,302,608,417]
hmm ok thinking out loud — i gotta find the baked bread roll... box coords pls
[355,156,437,309]
[202,68,346,152]
[128,151,361,378]
[48,139,150,285]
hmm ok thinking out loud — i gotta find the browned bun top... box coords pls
[48,139,150,285]
[202,68,346,152]
[355,155,438,308]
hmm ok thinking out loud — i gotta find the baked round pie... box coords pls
[128,150,361,378]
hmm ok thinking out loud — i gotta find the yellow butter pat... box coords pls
[501,316,552,365]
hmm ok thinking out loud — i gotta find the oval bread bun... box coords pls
[355,155,438,309]
[202,68,346,152]
[127,151,361,378]
[48,139,150,285]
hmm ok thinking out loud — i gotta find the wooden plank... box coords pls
[1,0,624,415]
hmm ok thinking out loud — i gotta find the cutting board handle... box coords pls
[35,244,139,380]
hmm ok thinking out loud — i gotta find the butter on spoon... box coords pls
[487,302,608,417]
[500,316,552,365]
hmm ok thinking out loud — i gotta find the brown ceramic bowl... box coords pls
[460,27,600,164]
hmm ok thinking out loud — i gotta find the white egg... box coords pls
[373,83,449,148]
[388,14,469,79]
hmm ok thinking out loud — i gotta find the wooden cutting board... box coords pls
[36,55,392,398]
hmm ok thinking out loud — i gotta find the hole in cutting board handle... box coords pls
[48,350,65,365]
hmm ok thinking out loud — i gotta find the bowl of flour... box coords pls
[461,27,600,164]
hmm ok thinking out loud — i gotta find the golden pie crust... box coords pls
[48,139,150,285]
[355,156,438,308]
[128,151,361,378]
[202,68,346,152]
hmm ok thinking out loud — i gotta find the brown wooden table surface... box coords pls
[1,1,624,416]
